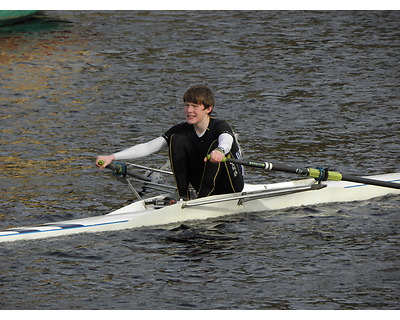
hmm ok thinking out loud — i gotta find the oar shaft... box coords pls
[224,158,400,190]
[340,174,400,189]
[224,158,309,175]
[99,161,152,182]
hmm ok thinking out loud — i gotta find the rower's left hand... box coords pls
[205,149,225,163]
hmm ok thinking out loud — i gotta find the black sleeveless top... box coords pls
[162,118,242,160]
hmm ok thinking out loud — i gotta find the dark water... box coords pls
[0,10,399,310]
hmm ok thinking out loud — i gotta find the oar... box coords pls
[97,160,152,182]
[222,157,400,190]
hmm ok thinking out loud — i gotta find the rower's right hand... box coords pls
[96,155,115,169]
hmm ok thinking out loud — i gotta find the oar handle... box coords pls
[97,160,106,166]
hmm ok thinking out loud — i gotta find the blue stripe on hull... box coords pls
[0,219,130,239]
[344,178,400,189]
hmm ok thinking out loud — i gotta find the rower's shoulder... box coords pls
[210,117,229,126]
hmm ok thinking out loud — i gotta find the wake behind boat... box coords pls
[1,161,399,243]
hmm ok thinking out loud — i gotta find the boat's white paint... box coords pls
[1,173,399,243]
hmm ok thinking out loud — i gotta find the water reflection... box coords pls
[0,12,110,225]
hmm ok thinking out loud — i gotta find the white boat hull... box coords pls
[1,173,399,243]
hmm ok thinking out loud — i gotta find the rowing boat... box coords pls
[1,161,399,243]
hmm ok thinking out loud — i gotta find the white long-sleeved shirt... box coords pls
[113,133,233,160]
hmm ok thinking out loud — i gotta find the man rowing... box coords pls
[96,85,244,200]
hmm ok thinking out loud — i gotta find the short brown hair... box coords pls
[183,85,215,110]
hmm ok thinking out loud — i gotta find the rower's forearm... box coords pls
[217,133,233,154]
[114,137,168,160]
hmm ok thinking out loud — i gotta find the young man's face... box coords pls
[184,102,213,126]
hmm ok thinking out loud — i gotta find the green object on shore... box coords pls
[0,10,38,27]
